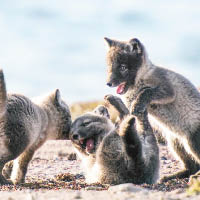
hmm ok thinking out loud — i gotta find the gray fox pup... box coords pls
[0,69,71,184]
[104,37,200,181]
[70,94,159,185]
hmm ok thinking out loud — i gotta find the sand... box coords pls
[0,140,200,200]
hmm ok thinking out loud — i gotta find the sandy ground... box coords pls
[0,140,200,200]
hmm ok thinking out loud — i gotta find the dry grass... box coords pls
[70,100,118,122]
[70,100,103,120]
[187,174,200,195]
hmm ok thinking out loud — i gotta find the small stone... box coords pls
[26,194,36,200]
[108,183,149,194]
[67,153,77,161]
[55,173,75,182]
[85,186,102,191]
[161,156,167,160]
[74,191,82,199]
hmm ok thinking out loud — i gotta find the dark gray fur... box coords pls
[70,95,159,185]
[105,37,200,181]
[0,69,72,184]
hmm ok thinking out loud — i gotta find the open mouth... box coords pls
[79,137,96,154]
[116,82,127,95]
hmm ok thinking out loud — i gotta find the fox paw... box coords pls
[104,94,116,105]
[131,103,146,117]
[160,170,190,183]
[0,175,13,185]
[2,161,13,179]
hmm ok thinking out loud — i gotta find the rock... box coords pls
[161,156,167,160]
[85,186,102,191]
[73,191,82,199]
[108,183,149,194]
[67,153,77,160]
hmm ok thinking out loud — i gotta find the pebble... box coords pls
[161,156,167,160]
[73,192,82,199]
[85,186,103,191]
[108,183,149,194]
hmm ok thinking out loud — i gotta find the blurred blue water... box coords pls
[0,0,199,103]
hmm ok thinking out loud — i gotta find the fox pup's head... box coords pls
[70,105,114,156]
[40,89,72,140]
[104,37,147,95]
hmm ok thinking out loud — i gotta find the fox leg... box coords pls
[0,144,15,184]
[11,140,45,184]
[119,116,142,159]
[161,137,200,182]
[2,160,13,179]
[104,94,129,120]
[0,161,12,184]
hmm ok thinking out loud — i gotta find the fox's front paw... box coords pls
[131,103,146,117]
[104,94,116,105]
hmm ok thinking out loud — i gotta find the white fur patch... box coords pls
[75,148,102,184]
[148,114,178,139]
[107,119,115,132]
[85,162,101,184]
[10,158,22,184]
[149,114,200,164]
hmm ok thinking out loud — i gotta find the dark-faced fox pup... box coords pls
[104,37,200,181]
[0,69,71,184]
[70,94,159,185]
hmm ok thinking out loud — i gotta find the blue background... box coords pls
[0,0,200,103]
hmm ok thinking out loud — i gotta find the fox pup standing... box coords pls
[70,95,159,185]
[104,37,200,181]
[0,69,71,184]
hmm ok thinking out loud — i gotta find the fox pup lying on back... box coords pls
[104,37,200,181]
[70,94,159,185]
[0,70,71,185]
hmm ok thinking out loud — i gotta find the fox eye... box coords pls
[120,64,127,71]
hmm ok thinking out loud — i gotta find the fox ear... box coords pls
[93,105,110,119]
[54,89,62,105]
[129,38,143,55]
[104,37,114,48]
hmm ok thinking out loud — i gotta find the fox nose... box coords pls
[72,134,79,140]
[107,82,112,87]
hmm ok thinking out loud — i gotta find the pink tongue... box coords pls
[117,83,125,94]
[86,139,94,152]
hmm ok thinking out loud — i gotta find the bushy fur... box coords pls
[0,69,71,184]
[70,95,159,185]
[104,37,200,181]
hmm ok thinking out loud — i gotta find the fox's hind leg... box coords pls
[119,116,142,158]
[11,150,34,184]
[2,160,13,179]
[0,139,15,184]
[161,137,200,182]
[0,155,14,184]
[11,140,45,184]
[0,161,12,184]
